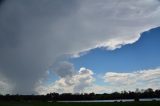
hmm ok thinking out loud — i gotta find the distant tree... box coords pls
[0,88,160,101]
[134,97,139,102]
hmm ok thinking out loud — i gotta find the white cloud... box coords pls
[37,67,95,94]
[37,67,160,94]
[103,67,160,91]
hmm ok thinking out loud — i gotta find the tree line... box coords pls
[0,88,160,101]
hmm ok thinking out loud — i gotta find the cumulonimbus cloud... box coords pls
[0,0,160,94]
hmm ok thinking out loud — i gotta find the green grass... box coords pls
[0,101,160,106]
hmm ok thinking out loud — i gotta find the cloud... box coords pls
[0,72,13,95]
[0,81,11,95]
[0,0,160,94]
[37,67,160,94]
[51,61,75,78]
[37,67,94,94]
[103,68,160,92]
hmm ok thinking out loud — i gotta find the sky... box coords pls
[70,27,160,72]
[0,0,160,95]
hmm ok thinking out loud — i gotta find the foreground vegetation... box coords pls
[0,101,160,106]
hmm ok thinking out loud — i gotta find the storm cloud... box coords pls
[0,0,160,94]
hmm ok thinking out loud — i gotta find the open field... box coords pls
[0,101,160,106]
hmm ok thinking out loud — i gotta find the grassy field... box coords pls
[0,101,160,106]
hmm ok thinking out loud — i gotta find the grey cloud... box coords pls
[0,0,78,94]
[0,0,4,6]
[51,61,75,78]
